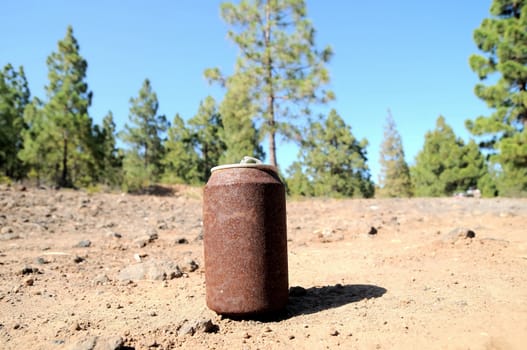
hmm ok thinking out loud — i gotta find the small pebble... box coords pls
[146,339,159,348]
[35,257,47,265]
[106,336,124,349]
[147,231,159,241]
[108,232,122,239]
[195,319,218,333]
[20,266,39,275]
[76,240,91,248]
[0,226,13,234]
[181,258,199,273]
[242,332,251,339]
[92,273,110,286]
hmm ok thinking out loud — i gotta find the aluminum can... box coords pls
[203,158,288,317]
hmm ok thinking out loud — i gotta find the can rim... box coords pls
[211,163,278,173]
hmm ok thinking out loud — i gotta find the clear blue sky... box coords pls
[1,1,492,183]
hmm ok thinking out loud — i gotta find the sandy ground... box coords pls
[0,185,526,349]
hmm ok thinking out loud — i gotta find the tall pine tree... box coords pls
[205,0,333,167]
[19,26,94,187]
[47,26,93,186]
[287,109,374,198]
[413,116,486,197]
[0,64,30,179]
[378,110,412,197]
[467,0,527,196]
[120,79,167,191]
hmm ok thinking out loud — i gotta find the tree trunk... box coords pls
[268,118,277,167]
[60,131,69,187]
[265,0,277,167]
[204,143,209,181]
[144,143,148,169]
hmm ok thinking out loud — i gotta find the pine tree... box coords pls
[287,109,374,198]
[412,116,486,196]
[188,96,226,182]
[286,161,312,196]
[92,111,122,186]
[378,110,412,197]
[0,64,30,179]
[205,0,333,167]
[162,113,201,184]
[467,0,527,196]
[461,139,490,195]
[18,98,61,186]
[120,79,167,191]
[218,73,264,164]
[46,26,94,187]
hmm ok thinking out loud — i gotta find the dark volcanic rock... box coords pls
[20,266,40,275]
[175,237,189,244]
[73,256,85,264]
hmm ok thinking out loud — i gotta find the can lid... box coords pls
[211,156,278,173]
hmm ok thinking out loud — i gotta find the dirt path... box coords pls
[0,186,526,349]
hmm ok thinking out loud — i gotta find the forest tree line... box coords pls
[1,0,526,197]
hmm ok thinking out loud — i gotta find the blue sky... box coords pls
[2,1,493,183]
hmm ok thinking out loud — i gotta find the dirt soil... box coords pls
[0,185,526,350]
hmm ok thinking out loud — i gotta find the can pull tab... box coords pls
[241,156,262,164]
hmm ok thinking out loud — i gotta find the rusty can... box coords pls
[203,157,288,317]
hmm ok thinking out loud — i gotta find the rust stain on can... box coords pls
[203,164,288,317]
